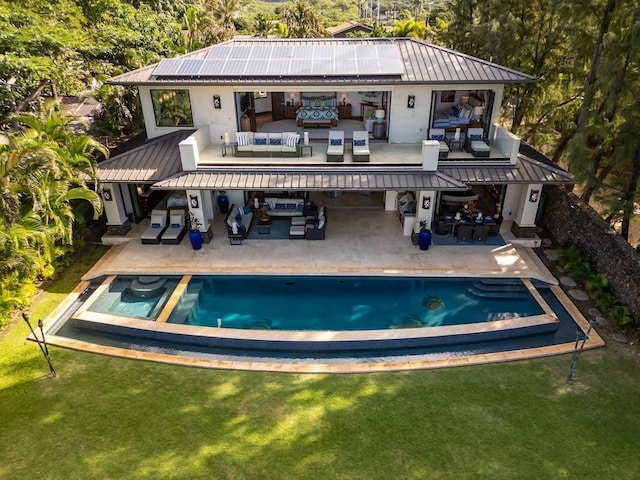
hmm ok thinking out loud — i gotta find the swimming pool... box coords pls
[166,276,544,330]
[64,274,560,354]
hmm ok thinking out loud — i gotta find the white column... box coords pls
[514,184,542,227]
[186,189,206,232]
[421,140,439,171]
[101,183,127,225]
[384,190,396,211]
[417,190,436,231]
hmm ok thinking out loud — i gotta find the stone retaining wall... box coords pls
[541,186,640,321]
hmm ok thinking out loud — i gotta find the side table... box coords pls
[446,137,464,152]
[298,143,313,156]
[221,143,236,157]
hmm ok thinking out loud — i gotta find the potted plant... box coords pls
[418,220,432,251]
[187,212,203,250]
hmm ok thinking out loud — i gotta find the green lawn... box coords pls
[1,246,639,479]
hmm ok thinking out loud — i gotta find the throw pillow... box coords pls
[254,137,267,145]
[296,203,304,212]
[286,135,299,147]
[269,137,281,145]
[235,213,242,223]
[354,139,366,146]
[264,202,273,211]
[240,206,252,215]
[330,139,342,146]
[171,223,180,228]
[431,135,444,141]
[237,134,248,146]
[470,134,482,141]
[231,222,239,234]
[151,223,161,228]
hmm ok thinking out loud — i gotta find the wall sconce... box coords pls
[340,92,348,105]
[529,190,540,203]
[407,95,415,108]
[213,95,221,109]
[102,188,112,201]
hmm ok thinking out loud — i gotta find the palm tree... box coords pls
[280,1,327,38]
[392,18,425,38]
[208,0,243,32]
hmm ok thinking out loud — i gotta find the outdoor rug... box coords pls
[246,217,291,240]
[431,232,507,247]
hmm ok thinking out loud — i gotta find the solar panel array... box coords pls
[153,43,404,78]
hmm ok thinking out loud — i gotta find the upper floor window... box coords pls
[150,89,194,127]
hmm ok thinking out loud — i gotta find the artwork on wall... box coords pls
[102,188,112,201]
[529,189,540,203]
[422,195,431,210]
[407,95,415,108]
[190,195,199,208]
[440,91,455,103]
[213,95,221,109]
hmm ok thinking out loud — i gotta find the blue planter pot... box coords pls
[217,194,229,214]
[188,230,202,250]
[419,230,432,250]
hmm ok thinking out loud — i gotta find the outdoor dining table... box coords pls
[444,214,496,236]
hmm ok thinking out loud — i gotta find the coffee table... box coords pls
[257,216,272,234]
[446,137,464,152]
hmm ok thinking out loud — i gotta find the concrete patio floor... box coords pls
[89,208,554,283]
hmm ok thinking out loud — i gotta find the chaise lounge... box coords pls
[160,209,186,244]
[428,128,449,159]
[141,209,167,244]
[326,130,345,162]
[352,130,370,162]
[224,204,254,244]
[465,127,491,157]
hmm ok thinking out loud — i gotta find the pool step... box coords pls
[465,280,529,299]
[169,282,203,324]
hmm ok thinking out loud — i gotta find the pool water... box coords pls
[167,276,544,331]
[87,276,180,320]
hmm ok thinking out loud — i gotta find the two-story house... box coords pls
[97,37,572,244]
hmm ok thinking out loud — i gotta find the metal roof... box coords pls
[440,155,573,185]
[96,130,195,183]
[151,168,468,191]
[107,38,537,86]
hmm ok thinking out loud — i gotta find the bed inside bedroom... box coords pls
[296,94,339,127]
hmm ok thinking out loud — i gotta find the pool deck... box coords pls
[43,208,604,373]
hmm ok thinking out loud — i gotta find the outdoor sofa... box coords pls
[235,132,300,157]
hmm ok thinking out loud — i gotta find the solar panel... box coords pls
[154,41,405,77]
[176,59,203,75]
[153,59,183,76]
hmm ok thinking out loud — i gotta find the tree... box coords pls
[280,1,327,38]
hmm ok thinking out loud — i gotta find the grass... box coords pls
[1,246,640,479]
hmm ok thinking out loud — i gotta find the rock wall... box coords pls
[541,186,640,321]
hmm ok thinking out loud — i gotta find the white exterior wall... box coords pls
[501,184,523,222]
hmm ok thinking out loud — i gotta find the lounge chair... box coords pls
[326,130,344,162]
[161,209,187,244]
[352,130,370,162]
[428,128,449,159]
[141,209,167,244]
[465,128,491,157]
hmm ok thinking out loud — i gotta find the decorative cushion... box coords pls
[237,134,248,146]
[264,202,273,211]
[254,137,267,145]
[296,203,304,212]
[354,139,366,146]
[275,203,285,209]
[170,223,180,228]
[235,213,242,223]
[231,222,239,234]
[431,135,444,141]
[286,134,299,147]
[470,134,482,141]
[269,137,281,145]
[151,223,161,228]
[240,205,252,215]
[330,139,342,146]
